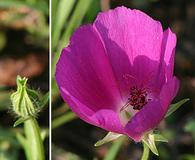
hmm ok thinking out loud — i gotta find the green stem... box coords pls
[52,0,76,49]
[52,112,77,129]
[141,142,150,160]
[16,133,31,160]
[103,137,125,160]
[24,117,45,160]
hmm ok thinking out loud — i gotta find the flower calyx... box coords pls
[94,132,124,147]
[142,132,168,156]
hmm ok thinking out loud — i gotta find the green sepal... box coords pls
[153,133,168,143]
[26,88,39,101]
[165,98,189,118]
[142,133,159,156]
[27,89,49,110]
[38,92,49,109]
[40,129,48,141]
[141,142,150,160]
[13,116,30,127]
[94,132,123,147]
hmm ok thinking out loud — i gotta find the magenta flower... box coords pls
[55,6,179,142]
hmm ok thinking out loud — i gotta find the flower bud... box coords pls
[11,76,36,117]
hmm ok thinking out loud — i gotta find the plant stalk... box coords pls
[141,142,150,160]
[24,116,45,160]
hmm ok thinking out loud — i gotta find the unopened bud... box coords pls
[11,76,36,117]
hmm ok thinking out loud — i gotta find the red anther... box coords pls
[128,86,149,110]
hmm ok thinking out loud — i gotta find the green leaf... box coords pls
[84,0,100,22]
[52,0,76,49]
[165,98,189,118]
[94,132,123,147]
[142,133,159,156]
[13,117,30,127]
[153,134,168,143]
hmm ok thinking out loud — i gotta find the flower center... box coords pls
[128,86,150,110]
[119,86,152,126]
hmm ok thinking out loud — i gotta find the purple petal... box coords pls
[161,28,177,80]
[59,87,124,134]
[56,25,123,132]
[160,77,180,111]
[94,6,164,101]
[124,77,179,142]
[124,100,163,142]
[151,28,177,92]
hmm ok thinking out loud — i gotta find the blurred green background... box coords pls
[52,0,195,160]
[0,0,49,159]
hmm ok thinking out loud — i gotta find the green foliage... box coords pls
[0,127,20,160]
[141,142,150,160]
[52,0,92,77]
[52,0,76,49]
[11,76,49,119]
[153,134,168,143]
[103,137,125,160]
[52,111,76,129]
[9,76,47,160]
[95,132,123,147]
[83,0,100,23]
[14,117,30,127]
[142,133,168,157]
[165,98,189,118]
[11,76,37,117]
[181,154,195,160]
[0,0,48,14]
[142,133,159,156]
